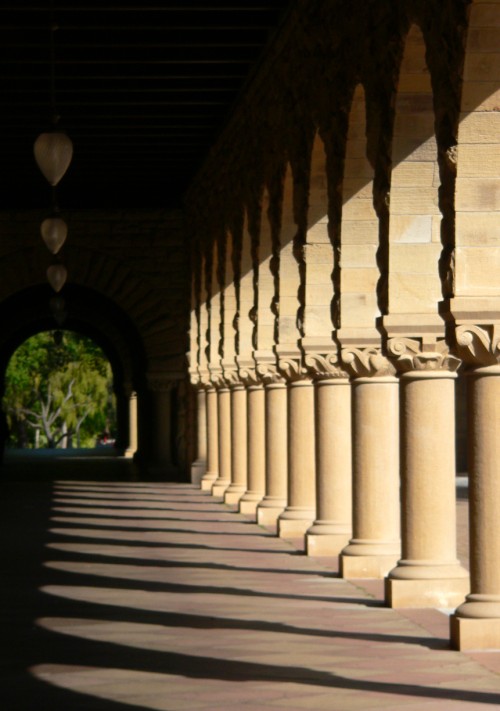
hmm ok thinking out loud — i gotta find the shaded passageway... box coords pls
[1,473,499,710]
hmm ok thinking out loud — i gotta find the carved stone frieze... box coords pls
[303,350,348,380]
[387,337,461,374]
[455,324,500,368]
[341,346,396,379]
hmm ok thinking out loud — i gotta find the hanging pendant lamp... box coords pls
[47,263,67,292]
[34,131,73,186]
[41,214,67,254]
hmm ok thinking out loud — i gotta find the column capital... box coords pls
[236,357,260,387]
[302,344,349,380]
[276,347,306,383]
[208,365,227,389]
[188,365,201,387]
[341,346,396,379]
[221,361,241,388]
[387,337,460,374]
[455,324,500,368]
[198,368,212,388]
[254,350,285,385]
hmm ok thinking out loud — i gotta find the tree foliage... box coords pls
[3,330,116,449]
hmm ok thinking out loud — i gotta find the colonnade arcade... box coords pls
[186,1,500,652]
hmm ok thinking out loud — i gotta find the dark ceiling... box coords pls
[0,1,290,210]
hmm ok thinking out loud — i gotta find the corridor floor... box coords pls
[2,478,500,711]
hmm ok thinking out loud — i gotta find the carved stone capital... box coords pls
[208,366,226,389]
[303,350,348,380]
[198,368,212,388]
[222,365,241,388]
[255,356,285,385]
[341,346,396,379]
[276,348,306,383]
[236,357,260,387]
[387,337,461,374]
[188,365,201,387]
[455,324,500,368]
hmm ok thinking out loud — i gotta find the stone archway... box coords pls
[0,283,147,463]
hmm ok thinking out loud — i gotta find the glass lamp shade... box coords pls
[34,131,73,186]
[47,264,67,292]
[41,216,67,254]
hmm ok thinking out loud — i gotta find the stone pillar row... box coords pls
[190,325,500,650]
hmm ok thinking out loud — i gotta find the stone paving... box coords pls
[1,477,500,710]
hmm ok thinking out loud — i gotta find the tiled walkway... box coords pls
[2,478,500,710]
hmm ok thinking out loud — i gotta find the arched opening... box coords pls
[0,283,156,479]
[3,329,117,453]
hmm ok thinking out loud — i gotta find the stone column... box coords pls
[211,378,232,497]
[304,350,352,556]
[339,347,401,578]
[124,388,138,459]
[385,338,469,608]
[238,370,266,516]
[255,361,287,526]
[200,384,218,491]
[276,353,316,538]
[190,385,207,486]
[224,380,247,504]
[450,324,500,650]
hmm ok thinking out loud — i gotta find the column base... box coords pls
[451,615,500,651]
[239,492,264,515]
[278,507,315,539]
[224,484,246,504]
[385,575,470,609]
[306,522,351,557]
[200,472,217,491]
[257,497,287,526]
[211,479,230,497]
[340,552,400,579]
[191,460,206,487]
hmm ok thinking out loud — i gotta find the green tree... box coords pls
[3,331,116,449]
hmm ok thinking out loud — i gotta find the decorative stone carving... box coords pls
[455,324,500,368]
[237,358,260,387]
[387,337,461,373]
[341,346,396,379]
[221,363,241,387]
[276,350,306,383]
[255,356,285,385]
[208,365,226,389]
[303,349,348,380]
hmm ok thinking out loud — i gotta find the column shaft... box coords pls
[386,371,469,607]
[201,387,218,491]
[190,388,207,485]
[340,377,400,578]
[239,384,266,515]
[224,385,248,504]
[124,391,138,459]
[451,366,500,650]
[257,382,287,525]
[212,387,231,496]
[278,379,315,538]
[306,378,352,556]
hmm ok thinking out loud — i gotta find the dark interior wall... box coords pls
[0,208,191,475]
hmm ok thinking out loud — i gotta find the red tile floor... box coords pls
[1,471,499,710]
